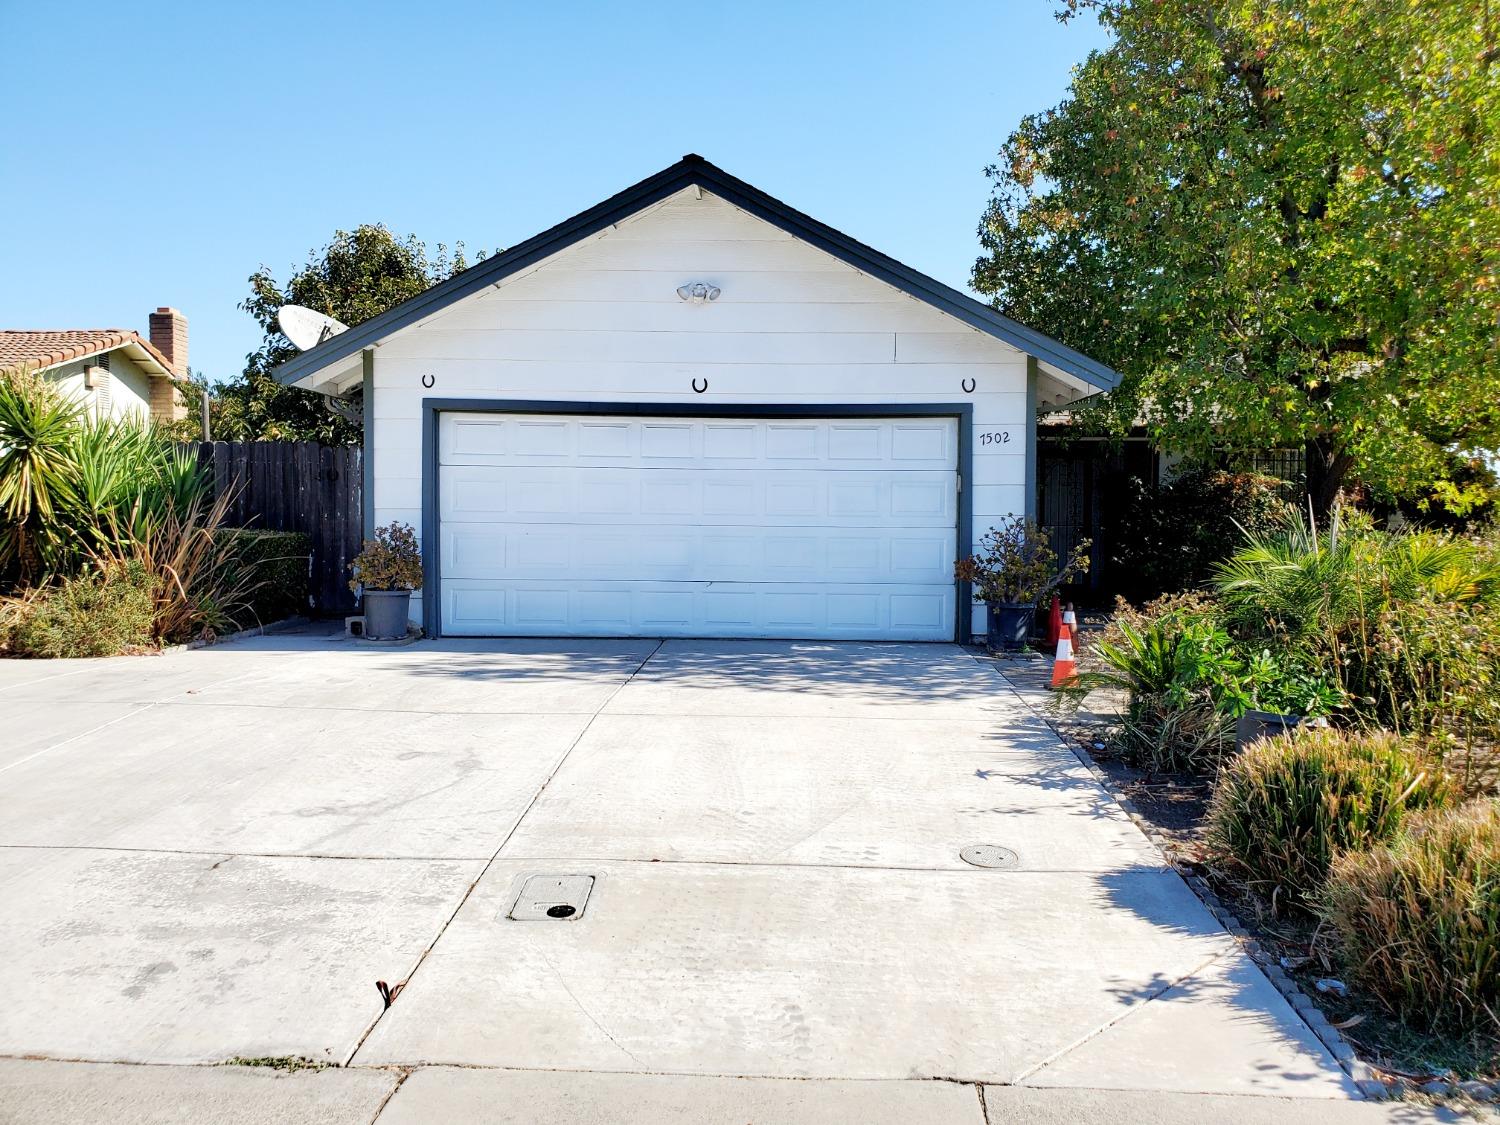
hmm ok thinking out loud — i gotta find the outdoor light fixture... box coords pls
[676,282,721,303]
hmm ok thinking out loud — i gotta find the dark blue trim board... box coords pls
[1024,356,1039,522]
[361,349,375,540]
[419,399,976,642]
[276,155,1120,394]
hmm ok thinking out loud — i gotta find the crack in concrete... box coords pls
[1008,949,1233,1085]
[534,944,645,1069]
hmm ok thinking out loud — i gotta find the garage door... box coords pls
[436,412,959,640]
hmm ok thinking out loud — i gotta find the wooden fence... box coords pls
[190,441,363,616]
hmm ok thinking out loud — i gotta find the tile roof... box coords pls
[0,329,175,377]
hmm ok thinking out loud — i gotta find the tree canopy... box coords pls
[974,0,1500,514]
[214,226,478,443]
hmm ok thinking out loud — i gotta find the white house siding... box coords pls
[368,188,1030,638]
[45,353,152,421]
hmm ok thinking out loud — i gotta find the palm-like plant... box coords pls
[1082,619,1196,699]
[1214,506,1362,639]
[0,373,84,582]
[1,372,214,586]
[1216,505,1500,638]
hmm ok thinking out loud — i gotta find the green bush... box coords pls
[349,522,422,593]
[954,515,1091,606]
[1322,801,1500,1033]
[1355,596,1500,794]
[1215,511,1500,785]
[1109,467,1293,600]
[216,530,310,627]
[1207,728,1456,911]
[1078,592,1341,772]
[0,372,209,584]
[5,563,156,657]
[1215,509,1500,650]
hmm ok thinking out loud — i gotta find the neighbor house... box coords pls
[274,156,1119,642]
[0,307,190,424]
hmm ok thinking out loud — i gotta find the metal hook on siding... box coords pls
[421,373,435,389]
[961,377,976,394]
[692,377,708,394]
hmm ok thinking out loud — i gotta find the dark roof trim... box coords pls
[273,155,1120,392]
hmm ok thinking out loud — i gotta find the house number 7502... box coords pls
[978,430,1012,446]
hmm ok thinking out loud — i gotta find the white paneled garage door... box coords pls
[437,412,959,640]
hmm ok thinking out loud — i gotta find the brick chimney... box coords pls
[148,307,188,378]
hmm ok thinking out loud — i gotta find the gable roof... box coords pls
[273,155,1120,392]
[0,329,175,379]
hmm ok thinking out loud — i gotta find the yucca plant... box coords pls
[1207,728,1457,912]
[70,415,174,561]
[0,372,84,582]
[0,372,215,589]
[1322,800,1500,1034]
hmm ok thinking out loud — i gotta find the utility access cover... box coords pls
[960,845,1020,870]
[507,875,595,921]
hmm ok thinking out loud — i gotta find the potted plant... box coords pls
[349,522,422,640]
[955,516,1091,652]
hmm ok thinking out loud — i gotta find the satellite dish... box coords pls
[277,305,348,351]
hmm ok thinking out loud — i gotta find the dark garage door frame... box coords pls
[420,398,976,641]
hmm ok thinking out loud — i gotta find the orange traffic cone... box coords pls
[1049,619,1077,689]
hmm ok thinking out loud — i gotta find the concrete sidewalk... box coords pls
[0,1060,1465,1125]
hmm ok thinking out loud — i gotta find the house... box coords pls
[275,156,1119,642]
[0,308,190,424]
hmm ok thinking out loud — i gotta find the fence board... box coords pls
[184,440,363,616]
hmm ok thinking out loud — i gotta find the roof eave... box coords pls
[273,156,1120,394]
[2,336,175,380]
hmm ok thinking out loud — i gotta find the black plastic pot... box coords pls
[362,589,412,640]
[985,601,1036,652]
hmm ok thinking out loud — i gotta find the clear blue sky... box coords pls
[2,2,1107,385]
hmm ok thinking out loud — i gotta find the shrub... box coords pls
[92,490,269,644]
[1216,508,1500,649]
[955,515,1090,606]
[1114,696,1235,774]
[349,522,422,593]
[1077,592,1341,772]
[1109,467,1292,599]
[5,563,156,657]
[216,530,310,627]
[1322,801,1500,1034]
[1206,728,1457,911]
[0,372,211,585]
[1354,597,1500,794]
[1215,511,1500,787]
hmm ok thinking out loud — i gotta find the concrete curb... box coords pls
[164,615,311,654]
[975,650,1401,1103]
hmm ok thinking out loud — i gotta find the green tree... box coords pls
[218,226,479,443]
[974,0,1500,515]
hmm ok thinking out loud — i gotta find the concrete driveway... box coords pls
[0,627,1403,1122]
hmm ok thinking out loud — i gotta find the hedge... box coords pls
[217,529,310,628]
